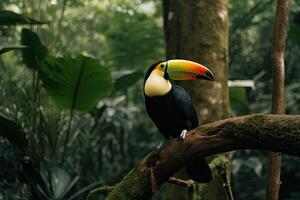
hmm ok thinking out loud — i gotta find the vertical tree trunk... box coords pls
[266,0,290,199]
[163,0,229,199]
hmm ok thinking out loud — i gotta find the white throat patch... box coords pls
[144,69,172,97]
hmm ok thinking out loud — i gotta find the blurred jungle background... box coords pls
[0,0,300,199]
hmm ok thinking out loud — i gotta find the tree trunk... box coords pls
[266,0,290,199]
[163,0,229,199]
[104,114,300,200]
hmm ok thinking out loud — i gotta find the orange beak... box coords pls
[163,59,214,81]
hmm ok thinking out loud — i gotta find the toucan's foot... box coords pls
[180,129,188,140]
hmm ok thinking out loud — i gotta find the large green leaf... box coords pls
[40,55,113,111]
[21,28,47,70]
[0,45,27,55]
[0,10,45,25]
[113,70,142,92]
[0,115,28,150]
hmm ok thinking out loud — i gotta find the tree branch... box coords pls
[105,114,300,200]
[86,185,116,200]
[267,0,290,198]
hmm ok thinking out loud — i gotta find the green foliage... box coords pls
[232,151,268,200]
[229,0,300,199]
[0,1,163,199]
[229,87,247,113]
[26,166,97,200]
[0,45,26,55]
[2,0,299,199]
[40,55,113,111]
[113,70,143,92]
[21,28,48,70]
[85,185,116,200]
[103,6,164,70]
[0,10,45,26]
[4,0,300,199]
[0,115,28,150]
[288,22,300,45]
[0,139,23,195]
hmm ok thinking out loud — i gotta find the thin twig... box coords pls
[168,177,195,188]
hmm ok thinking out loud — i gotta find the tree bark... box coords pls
[164,0,228,122]
[105,114,300,200]
[163,0,229,199]
[267,0,290,199]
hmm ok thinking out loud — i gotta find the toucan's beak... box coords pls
[165,59,214,81]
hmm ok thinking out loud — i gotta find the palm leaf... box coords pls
[0,45,27,55]
[0,10,46,25]
[40,55,113,111]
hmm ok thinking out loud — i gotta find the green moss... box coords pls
[106,168,151,200]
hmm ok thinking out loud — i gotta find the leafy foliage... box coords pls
[229,87,248,115]
[288,23,300,45]
[0,10,45,26]
[0,139,22,184]
[0,115,28,150]
[40,55,113,111]
[35,167,79,200]
[113,70,143,92]
[230,0,300,199]
[2,0,300,199]
[21,28,48,70]
[0,45,27,55]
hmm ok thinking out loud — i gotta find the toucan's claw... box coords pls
[180,129,188,140]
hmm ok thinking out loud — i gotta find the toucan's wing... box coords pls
[172,85,198,129]
[172,85,212,183]
[186,156,212,183]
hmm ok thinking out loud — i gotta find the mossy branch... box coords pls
[167,155,230,188]
[103,114,300,200]
[86,185,116,200]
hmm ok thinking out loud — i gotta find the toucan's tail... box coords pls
[185,157,212,183]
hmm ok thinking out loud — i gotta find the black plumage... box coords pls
[145,84,197,139]
[144,63,212,183]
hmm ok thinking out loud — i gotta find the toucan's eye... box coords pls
[160,64,164,68]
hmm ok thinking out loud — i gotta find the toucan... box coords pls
[144,59,214,183]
